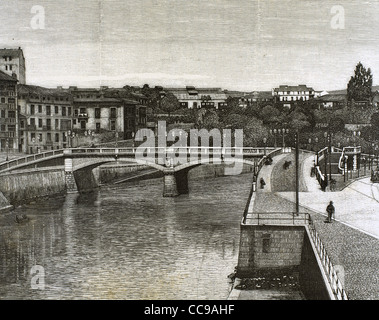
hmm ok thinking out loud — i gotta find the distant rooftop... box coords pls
[0,70,18,82]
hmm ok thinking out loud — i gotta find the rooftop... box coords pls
[0,70,17,82]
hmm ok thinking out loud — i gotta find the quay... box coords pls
[230,149,379,300]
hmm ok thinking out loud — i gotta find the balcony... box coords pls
[78,113,88,119]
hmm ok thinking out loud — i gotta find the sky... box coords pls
[1,0,379,91]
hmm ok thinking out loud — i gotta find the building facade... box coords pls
[166,86,228,110]
[0,48,26,85]
[0,71,18,152]
[17,85,73,153]
[272,85,315,104]
[70,87,147,140]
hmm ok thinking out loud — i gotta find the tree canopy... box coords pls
[347,62,373,102]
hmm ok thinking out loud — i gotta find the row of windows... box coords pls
[0,110,16,118]
[20,95,70,102]
[277,91,313,95]
[28,132,66,143]
[29,104,71,116]
[3,65,15,71]
[26,118,71,130]
[279,96,310,101]
[75,107,117,118]
[0,91,15,97]
[76,120,117,131]
[0,124,16,132]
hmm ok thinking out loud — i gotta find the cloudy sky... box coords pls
[1,0,379,91]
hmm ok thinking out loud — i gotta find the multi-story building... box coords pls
[17,85,73,153]
[238,91,273,107]
[0,47,26,84]
[272,85,315,105]
[0,71,18,152]
[166,86,228,109]
[70,87,147,140]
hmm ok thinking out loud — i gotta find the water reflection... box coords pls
[0,173,253,299]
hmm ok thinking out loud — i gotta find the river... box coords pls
[0,172,253,300]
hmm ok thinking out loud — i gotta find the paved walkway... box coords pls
[241,152,379,300]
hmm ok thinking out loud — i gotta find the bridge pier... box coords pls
[162,169,189,197]
[163,171,178,197]
[64,158,78,193]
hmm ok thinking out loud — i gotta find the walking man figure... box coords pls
[325,201,335,223]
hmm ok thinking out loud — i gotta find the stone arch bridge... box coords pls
[0,147,276,197]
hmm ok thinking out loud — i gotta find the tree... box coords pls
[347,62,373,102]
[159,92,179,118]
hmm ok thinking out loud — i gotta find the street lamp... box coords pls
[295,131,299,215]
[353,130,361,147]
[5,138,9,161]
[263,137,267,155]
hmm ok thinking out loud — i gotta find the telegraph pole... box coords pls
[295,131,299,215]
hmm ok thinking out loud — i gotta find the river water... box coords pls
[0,172,253,300]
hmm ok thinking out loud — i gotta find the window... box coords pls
[1,97,5,103]
[79,108,86,114]
[38,119,43,128]
[262,234,271,253]
[20,120,25,129]
[95,108,101,119]
[67,107,71,116]
[9,65,12,71]
[80,121,86,129]
[55,119,59,129]
[47,133,51,142]
[30,118,35,126]
[30,105,35,114]
[38,105,42,113]
[110,108,117,119]
[62,107,67,116]
[8,125,15,132]
[55,106,59,114]
[0,125,5,131]
[96,123,100,132]
[31,132,35,140]
[8,111,15,118]
[110,120,116,131]
[46,105,51,115]
[55,133,59,142]
[46,119,51,130]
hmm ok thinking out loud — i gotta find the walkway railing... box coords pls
[244,211,310,226]
[307,216,349,300]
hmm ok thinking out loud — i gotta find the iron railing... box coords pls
[307,217,349,300]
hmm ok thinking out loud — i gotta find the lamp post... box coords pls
[295,130,299,215]
[353,130,361,147]
[263,137,267,155]
[5,138,9,162]
[269,129,277,148]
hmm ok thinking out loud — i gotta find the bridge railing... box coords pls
[0,146,271,173]
[307,216,348,300]
[64,146,273,156]
[0,149,65,172]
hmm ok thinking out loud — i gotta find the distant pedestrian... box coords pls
[260,177,266,189]
[325,201,335,223]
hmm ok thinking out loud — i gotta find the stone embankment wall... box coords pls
[0,168,66,206]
